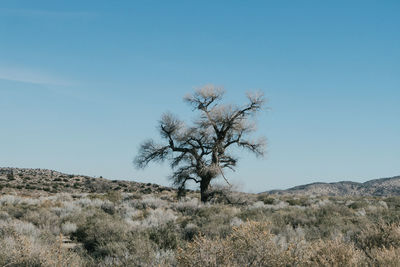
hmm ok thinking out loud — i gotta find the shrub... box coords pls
[149,222,179,250]
[285,197,309,207]
[105,191,122,203]
[182,223,199,241]
[257,194,275,205]
[73,212,130,257]
[309,237,364,266]
[140,195,168,209]
[347,200,368,210]
[61,222,77,235]
[73,211,161,265]
[0,230,84,266]
[353,222,400,255]
[101,201,116,215]
[0,195,20,205]
[24,208,61,234]
[7,173,15,181]
[139,208,177,228]
[13,220,40,237]
[173,198,200,215]
[25,184,37,190]
[177,221,310,267]
[370,246,400,266]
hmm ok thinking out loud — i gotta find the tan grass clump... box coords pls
[309,238,365,266]
[177,221,311,267]
[369,246,400,266]
[0,231,84,266]
[177,220,368,267]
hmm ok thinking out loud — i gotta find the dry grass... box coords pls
[0,191,400,266]
[177,221,365,266]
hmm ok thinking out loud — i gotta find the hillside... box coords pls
[2,167,400,197]
[0,167,173,195]
[267,175,400,196]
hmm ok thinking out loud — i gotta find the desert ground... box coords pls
[1,168,400,266]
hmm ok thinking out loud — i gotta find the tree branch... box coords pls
[134,140,170,168]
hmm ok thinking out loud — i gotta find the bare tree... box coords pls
[134,85,266,202]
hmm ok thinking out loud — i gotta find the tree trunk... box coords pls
[200,176,212,203]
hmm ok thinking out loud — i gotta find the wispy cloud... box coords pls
[0,66,74,86]
[0,8,96,19]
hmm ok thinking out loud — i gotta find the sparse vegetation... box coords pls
[0,167,171,195]
[1,168,400,266]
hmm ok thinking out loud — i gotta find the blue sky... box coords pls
[1,1,399,192]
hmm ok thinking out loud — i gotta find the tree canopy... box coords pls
[135,85,266,202]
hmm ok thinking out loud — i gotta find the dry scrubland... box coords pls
[1,168,400,266]
[1,188,400,266]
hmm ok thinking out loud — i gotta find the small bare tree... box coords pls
[134,85,266,202]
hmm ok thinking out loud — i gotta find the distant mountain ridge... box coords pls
[267,175,400,196]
